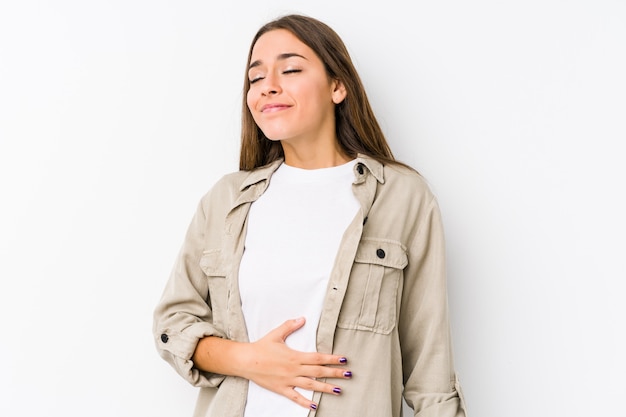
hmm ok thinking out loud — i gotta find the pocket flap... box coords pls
[354,238,408,269]
[199,249,227,276]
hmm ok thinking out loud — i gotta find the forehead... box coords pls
[250,29,312,61]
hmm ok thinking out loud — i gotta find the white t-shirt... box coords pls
[238,160,360,417]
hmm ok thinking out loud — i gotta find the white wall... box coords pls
[1,1,624,416]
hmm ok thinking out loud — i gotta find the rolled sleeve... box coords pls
[155,322,227,387]
[153,195,228,388]
[405,375,467,417]
[400,197,468,416]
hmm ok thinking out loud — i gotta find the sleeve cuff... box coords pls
[156,322,228,388]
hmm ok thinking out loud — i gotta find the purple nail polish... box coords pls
[343,371,352,378]
[333,387,342,394]
[310,403,317,410]
[339,357,348,364]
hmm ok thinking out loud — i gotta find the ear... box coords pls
[331,79,347,104]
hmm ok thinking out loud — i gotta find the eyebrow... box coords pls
[248,53,307,70]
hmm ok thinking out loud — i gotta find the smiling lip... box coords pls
[261,103,291,113]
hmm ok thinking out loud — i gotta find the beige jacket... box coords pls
[153,155,467,417]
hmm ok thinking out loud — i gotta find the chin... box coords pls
[260,130,292,142]
[263,135,283,142]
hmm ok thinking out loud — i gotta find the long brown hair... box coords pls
[239,14,397,171]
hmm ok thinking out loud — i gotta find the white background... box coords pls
[1,1,625,416]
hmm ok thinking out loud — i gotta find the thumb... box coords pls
[272,317,306,342]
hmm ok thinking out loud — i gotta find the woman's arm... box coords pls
[192,317,352,410]
[400,197,467,416]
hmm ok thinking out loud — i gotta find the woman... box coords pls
[153,14,467,417]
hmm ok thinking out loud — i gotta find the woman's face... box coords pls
[246,29,346,146]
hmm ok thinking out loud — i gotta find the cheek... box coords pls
[303,80,333,104]
[246,89,255,111]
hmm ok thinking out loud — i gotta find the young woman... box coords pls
[153,14,467,417]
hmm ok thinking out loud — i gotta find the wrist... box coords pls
[233,341,257,380]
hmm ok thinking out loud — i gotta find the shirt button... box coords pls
[160,334,169,343]
[376,249,386,259]
[356,164,364,175]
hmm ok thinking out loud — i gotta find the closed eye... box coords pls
[249,69,301,84]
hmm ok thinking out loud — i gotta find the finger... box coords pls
[301,364,352,380]
[299,351,351,367]
[293,376,344,396]
[279,386,320,411]
[271,317,306,342]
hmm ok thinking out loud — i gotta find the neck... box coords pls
[281,137,350,170]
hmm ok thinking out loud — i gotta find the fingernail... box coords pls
[333,387,342,394]
[310,403,317,410]
[343,371,352,378]
[339,357,347,364]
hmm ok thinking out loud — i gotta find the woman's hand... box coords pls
[240,317,351,410]
[192,317,351,410]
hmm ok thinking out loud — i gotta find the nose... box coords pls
[261,73,281,96]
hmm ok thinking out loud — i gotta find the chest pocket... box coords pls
[337,238,408,335]
[199,249,229,329]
